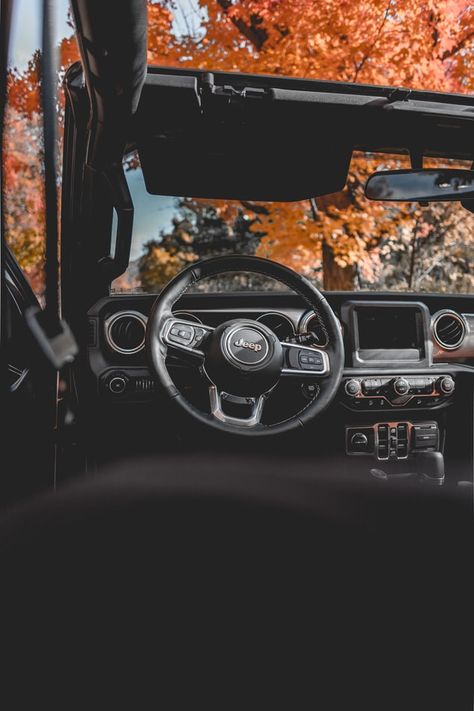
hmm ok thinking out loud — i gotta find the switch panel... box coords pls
[412,422,439,451]
[376,421,409,460]
[346,421,440,460]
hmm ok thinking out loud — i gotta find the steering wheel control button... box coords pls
[193,327,205,344]
[179,326,194,341]
[166,321,205,348]
[225,327,269,365]
[168,324,194,346]
[299,351,323,370]
[285,347,325,372]
[301,382,320,400]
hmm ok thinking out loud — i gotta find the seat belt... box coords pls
[25,0,78,370]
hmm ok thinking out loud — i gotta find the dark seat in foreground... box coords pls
[0,455,471,707]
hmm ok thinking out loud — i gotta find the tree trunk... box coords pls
[322,239,356,290]
[314,192,357,290]
[407,218,419,290]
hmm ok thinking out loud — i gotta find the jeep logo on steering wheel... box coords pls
[225,326,270,365]
[234,338,262,353]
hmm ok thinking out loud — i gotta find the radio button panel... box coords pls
[341,375,455,411]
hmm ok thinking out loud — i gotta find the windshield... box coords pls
[6,1,474,300]
[112,151,474,294]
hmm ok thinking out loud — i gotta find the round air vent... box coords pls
[256,312,295,340]
[298,311,329,347]
[433,311,466,350]
[105,311,147,354]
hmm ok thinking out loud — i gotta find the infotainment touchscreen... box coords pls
[357,307,420,351]
[341,301,430,366]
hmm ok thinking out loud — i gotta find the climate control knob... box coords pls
[438,376,455,394]
[345,379,362,396]
[393,377,410,396]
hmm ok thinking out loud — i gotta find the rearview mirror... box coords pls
[365,168,474,202]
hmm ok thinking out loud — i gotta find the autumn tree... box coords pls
[4,54,46,296]
[138,198,267,290]
[6,0,474,293]
[3,2,177,297]
[147,0,474,289]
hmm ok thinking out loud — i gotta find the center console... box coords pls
[339,300,456,483]
[346,420,439,460]
[340,300,457,413]
[340,301,456,409]
[345,419,446,484]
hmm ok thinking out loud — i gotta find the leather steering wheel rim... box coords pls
[146,255,344,436]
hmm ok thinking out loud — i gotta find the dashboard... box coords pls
[87,291,474,400]
[86,290,474,476]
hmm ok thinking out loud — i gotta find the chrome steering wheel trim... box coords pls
[208,387,267,428]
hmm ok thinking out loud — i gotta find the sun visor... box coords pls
[132,69,474,201]
[135,73,358,201]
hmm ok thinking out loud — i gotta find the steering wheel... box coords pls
[147,256,344,436]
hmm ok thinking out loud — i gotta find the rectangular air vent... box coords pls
[134,377,155,393]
